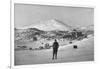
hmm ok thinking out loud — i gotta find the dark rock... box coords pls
[73,45,78,49]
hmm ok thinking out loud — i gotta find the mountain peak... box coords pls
[17,19,71,31]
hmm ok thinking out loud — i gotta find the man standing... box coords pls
[52,39,59,60]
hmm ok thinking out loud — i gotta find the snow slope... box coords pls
[15,37,94,65]
[17,19,71,31]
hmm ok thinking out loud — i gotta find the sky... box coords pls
[14,3,94,28]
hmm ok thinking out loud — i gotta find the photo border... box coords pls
[10,0,95,69]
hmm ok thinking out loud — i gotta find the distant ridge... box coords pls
[17,19,72,31]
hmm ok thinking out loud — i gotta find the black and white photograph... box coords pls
[14,3,94,66]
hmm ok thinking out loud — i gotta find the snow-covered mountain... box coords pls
[15,19,94,41]
[75,25,94,35]
[15,19,73,41]
[77,25,94,31]
[17,19,71,31]
[14,28,45,41]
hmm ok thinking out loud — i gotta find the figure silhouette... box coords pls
[52,39,59,60]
